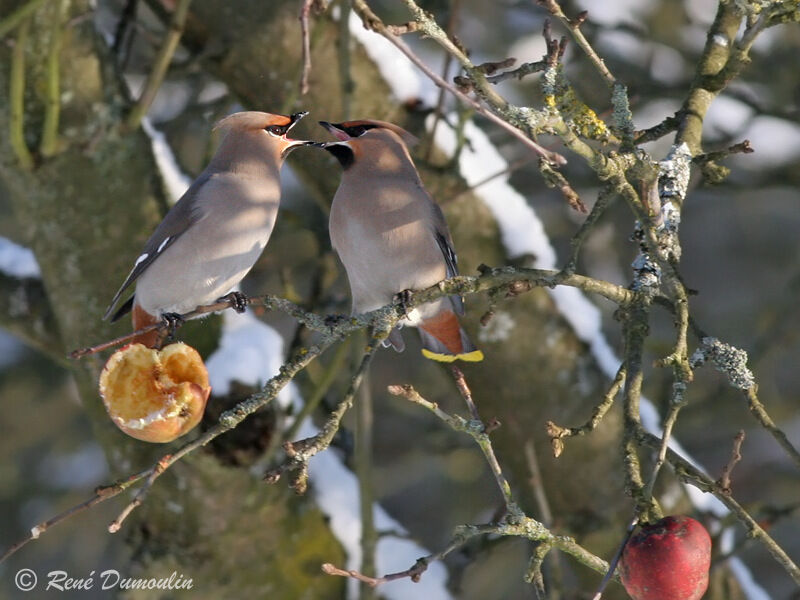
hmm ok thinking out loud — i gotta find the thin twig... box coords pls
[265,339,380,493]
[355,354,377,598]
[0,469,150,563]
[322,528,476,586]
[743,387,800,470]
[424,0,460,162]
[351,0,566,166]
[124,0,193,131]
[717,430,745,494]
[299,0,314,95]
[108,455,171,532]
[0,0,52,40]
[451,365,479,420]
[546,365,626,457]
[40,0,67,157]
[263,337,352,464]
[536,0,616,86]
[389,382,516,511]
[9,15,34,169]
[486,59,548,84]
[591,516,638,600]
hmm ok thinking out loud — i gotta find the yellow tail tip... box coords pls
[421,349,484,363]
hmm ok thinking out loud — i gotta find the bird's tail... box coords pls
[418,310,483,363]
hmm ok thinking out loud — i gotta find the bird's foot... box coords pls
[393,289,414,318]
[160,312,185,343]
[324,314,348,328]
[218,291,249,313]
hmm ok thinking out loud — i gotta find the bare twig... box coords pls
[535,0,616,86]
[40,0,67,157]
[0,0,52,40]
[0,468,150,563]
[424,0,460,163]
[743,387,800,470]
[355,354,377,597]
[351,0,567,166]
[265,339,379,493]
[717,430,745,495]
[9,15,34,169]
[322,527,480,586]
[451,365,479,420]
[692,139,753,165]
[486,60,548,84]
[546,365,626,457]
[298,0,329,94]
[591,516,638,600]
[389,381,516,512]
[108,454,171,532]
[299,0,314,95]
[124,0,193,131]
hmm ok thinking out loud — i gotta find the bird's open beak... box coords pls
[281,112,317,157]
[288,111,309,130]
[319,121,352,141]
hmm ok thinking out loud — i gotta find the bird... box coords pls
[317,119,483,363]
[104,110,312,348]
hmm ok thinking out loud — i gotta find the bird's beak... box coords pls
[280,112,316,157]
[319,121,352,141]
[288,111,309,130]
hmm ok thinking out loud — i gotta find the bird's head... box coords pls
[315,119,418,170]
[214,111,314,158]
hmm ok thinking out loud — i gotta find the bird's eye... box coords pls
[345,126,367,137]
[266,125,288,136]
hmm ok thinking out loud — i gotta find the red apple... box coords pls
[619,515,711,600]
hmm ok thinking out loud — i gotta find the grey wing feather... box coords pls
[431,203,465,316]
[102,174,210,320]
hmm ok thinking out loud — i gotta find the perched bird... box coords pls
[318,119,483,363]
[104,111,311,347]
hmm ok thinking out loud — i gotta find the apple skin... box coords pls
[619,515,711,600]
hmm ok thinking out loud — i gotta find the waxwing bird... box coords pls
[317,119,483,363]
[104,110,312,348]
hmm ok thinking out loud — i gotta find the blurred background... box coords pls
[1,0,799,598]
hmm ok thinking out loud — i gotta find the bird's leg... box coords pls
[159,312,185,345]
[217,291,249,313]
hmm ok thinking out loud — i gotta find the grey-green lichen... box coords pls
[690,337,755,389]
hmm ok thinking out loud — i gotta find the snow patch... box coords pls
[141,118,193,204]
[0,236,41,279]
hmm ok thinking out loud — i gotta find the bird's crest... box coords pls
[214,111,293,133]
[326,119,419,147]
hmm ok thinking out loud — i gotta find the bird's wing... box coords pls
[103,173,210,321]
[431,203,465,316]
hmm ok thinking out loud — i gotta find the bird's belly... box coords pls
[332,219,445,314]
[136,210,275,315]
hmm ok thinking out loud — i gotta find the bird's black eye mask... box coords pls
[339,123,377,137]
[265,111,308,137]
[325,144,355,170]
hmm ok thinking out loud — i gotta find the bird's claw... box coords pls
[218,291,249,313]
[393,289,414,317]
[324,314,348,328]
[160,312,185,342]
